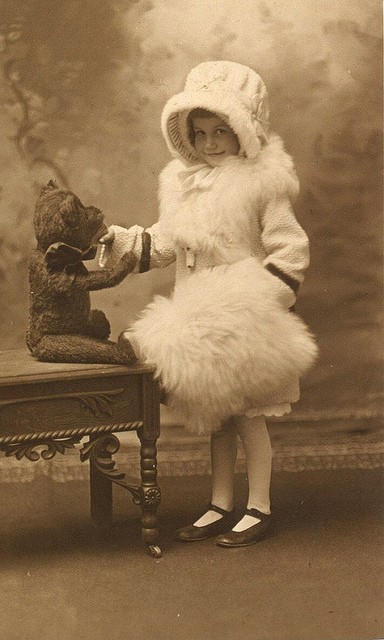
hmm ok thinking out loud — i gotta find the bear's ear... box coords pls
[40,179,58,196]
[59,193,81,228]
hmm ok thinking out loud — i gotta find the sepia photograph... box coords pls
[0,1,382,639]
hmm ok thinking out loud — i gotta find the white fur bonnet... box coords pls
[161,60,270,163]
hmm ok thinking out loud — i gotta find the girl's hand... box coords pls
[99,227,115,245]
[99,227,115,268]
[270,277,296,309]
[98,224,144,269]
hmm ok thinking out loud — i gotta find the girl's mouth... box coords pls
[206,152,225,157]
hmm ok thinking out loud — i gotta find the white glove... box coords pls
[98,224,144,268]
[99,227,115,268]
[266,271,296,309]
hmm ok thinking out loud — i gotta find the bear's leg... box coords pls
[32,334,137,365]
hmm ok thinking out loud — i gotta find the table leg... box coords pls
[140,373,161,556]
[89,434,113,526]
[138,431,161,555]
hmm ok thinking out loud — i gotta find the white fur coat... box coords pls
[128,135,317,434]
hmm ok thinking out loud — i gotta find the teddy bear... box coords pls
[26,180,137,365]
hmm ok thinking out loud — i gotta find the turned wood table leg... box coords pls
[140,374,161,555]
[138,433,161,555]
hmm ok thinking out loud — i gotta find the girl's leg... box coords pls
[232,414,272,532]
[175,419,237,540]
[193,418,238,526]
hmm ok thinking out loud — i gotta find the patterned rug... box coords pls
[0,412,382,483]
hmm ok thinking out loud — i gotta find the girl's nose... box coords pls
[204,135,217,150]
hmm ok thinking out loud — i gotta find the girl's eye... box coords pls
[215,128,228,135]
[194,130,205,137]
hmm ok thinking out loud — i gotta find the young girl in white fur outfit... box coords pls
[100,60,316,547]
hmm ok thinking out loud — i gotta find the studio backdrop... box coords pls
[0,0,381,418]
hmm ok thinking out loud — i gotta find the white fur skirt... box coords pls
[130,257,318,434]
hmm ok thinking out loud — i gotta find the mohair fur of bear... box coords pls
[26,180,136,364]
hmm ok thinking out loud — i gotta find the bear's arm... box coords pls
[72,251,136,291]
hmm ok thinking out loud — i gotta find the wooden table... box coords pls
[0,349,162,557]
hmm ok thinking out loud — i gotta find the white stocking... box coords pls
[194,419,237,527]
[233,415,272,532]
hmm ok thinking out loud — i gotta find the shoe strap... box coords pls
[245,508,271,520]
[207,503,232,516]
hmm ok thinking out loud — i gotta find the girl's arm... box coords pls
[139,222,176,271]
[99,222,176,272]
[260,196,310,308]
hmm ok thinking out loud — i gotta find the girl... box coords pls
[100,61,316,547]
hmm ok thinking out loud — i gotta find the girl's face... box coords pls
[191,115,240,167]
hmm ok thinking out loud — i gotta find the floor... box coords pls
[0,468,383,640]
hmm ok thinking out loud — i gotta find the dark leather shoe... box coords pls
[216,508,273,548]
[175,504,235,542]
